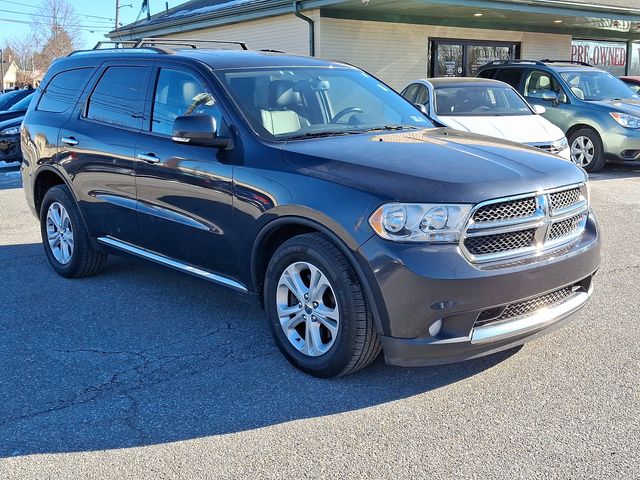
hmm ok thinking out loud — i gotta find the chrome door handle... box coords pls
[137,153,160,164]
[61,136,78,146]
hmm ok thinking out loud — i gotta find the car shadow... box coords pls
[0,242,521,457]
[588,160,640,181]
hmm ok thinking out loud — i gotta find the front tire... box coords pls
[569,128,605,172]
[264,233,381,377]
[40,185,106,278]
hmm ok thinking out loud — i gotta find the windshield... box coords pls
[434,85,532,116]
[216,67,433,140]
[560,71,639,101]
[9,93,33,111]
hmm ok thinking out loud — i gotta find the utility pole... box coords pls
[115,0,120,31]
[0,50,4,93]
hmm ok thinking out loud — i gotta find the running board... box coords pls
[97,236,248,293]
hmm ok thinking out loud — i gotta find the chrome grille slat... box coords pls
[461,184,588,264]
[475,286,575,327]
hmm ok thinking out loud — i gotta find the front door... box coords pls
[134,64,237,278]
[522,69,569,131]
[431,39,519,77]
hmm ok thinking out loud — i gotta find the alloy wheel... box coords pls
[276,261,340,357]
[46,202,74,264]
[570,135,595,167]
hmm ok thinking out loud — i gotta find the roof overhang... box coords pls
[110,0,640,41]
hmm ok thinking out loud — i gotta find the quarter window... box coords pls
[86,66,148,129]
[151,69,221,136]
[38,68,94,113]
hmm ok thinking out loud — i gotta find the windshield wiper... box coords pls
[285,130,363,140]
[362,125,419,132]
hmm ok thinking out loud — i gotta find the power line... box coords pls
[0,0,115,23]
[0,17,110,32]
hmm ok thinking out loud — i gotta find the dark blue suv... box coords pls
[21,40,600,377]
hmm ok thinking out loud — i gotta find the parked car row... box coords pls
[0,91,33,163]
[21,42,600,377]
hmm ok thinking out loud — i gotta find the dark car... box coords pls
[0,92,34,123]
[620,76,640,94]
[0,115,23,163]
[478,60,640,172]
[21,41,600,377]
[0,89,33,111]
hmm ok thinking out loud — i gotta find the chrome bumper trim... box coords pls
[470,287,591,345]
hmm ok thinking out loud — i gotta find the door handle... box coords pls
[137,153,160,164]
[61,136,78,146]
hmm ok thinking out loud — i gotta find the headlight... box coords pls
[369,203,472,243]
[553,137,569,150]
[610,112,640,129]
[0,126,20,136]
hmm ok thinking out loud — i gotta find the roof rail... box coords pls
[540,59,593,67]
[135,37,249,50]
[67,37,249,56]
[485,59,546,66]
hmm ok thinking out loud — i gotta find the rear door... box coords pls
[59,61,152,243]
[134,62,237,277]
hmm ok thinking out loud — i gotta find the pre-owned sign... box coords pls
[571,40,627,76]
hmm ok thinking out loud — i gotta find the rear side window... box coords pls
[86,66,148,129]
[494,69,524,90]
[477,69,496,79]
[37,68,93,113]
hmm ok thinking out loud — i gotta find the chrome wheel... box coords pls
[276,261,340,357]
[570,135,595,167]
[46,202,74,265]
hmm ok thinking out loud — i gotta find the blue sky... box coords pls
[0,0,188,49]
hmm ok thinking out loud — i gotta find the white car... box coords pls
[401,77,570,160]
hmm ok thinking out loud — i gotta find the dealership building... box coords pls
[111,0,640,89]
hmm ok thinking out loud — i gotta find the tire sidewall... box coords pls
[569,128,604,172]
[40,185,85,277]
[264,238,361,377]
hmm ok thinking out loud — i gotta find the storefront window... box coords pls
[570,39,628,76]
[630,41,640,76]
[431,39,519,77]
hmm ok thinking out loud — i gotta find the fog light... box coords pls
[428,319,442,337]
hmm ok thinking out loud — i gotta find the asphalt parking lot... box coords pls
[0,160,638,479]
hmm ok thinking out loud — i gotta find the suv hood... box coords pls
[588,99,640,115]
[281,128,585,203]
[437,114,565,144]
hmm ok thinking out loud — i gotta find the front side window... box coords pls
[434,85,532,116]
[38,68,94,113]
[560,70,639,101]
[86,66,148,129]
[217,67,433,140]
[523,70,564,99]
[151,68,221,136]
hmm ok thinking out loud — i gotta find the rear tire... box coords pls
[264,233,381,377]
[568,128,605,172]
[40,185,106,278]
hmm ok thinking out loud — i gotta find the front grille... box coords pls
[475,286,575,327]
[548,214,585,242]
[549,188,581,212]
[473,197,536,223]
[464,229,535,255]
[461,185,587,263]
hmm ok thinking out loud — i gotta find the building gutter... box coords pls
[294,1,315,56]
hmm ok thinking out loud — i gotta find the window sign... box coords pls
[630,41,640,76]
[431,39,519,77]
[571,40,627,76]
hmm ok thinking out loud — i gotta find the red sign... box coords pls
[571,40,627,75]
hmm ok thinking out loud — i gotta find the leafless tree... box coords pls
[31,0,80,72]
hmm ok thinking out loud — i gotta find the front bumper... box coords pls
[0,135,21,163]
[357,213,600,367]
[601,125,640,161]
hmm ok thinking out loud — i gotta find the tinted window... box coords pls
[38,68,93,113]
[414,85,429,106]
[86,66,147,129]
[494,69,524,89]
[0,90,27,111]
[151,69,221,136]
[477,69,496,79]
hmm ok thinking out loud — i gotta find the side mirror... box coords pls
[172,115,230,148]
[532,104,546,115]
[540,91,559,103]
[415,103,428,115]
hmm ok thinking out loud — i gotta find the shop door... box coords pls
[431,40,519,77]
